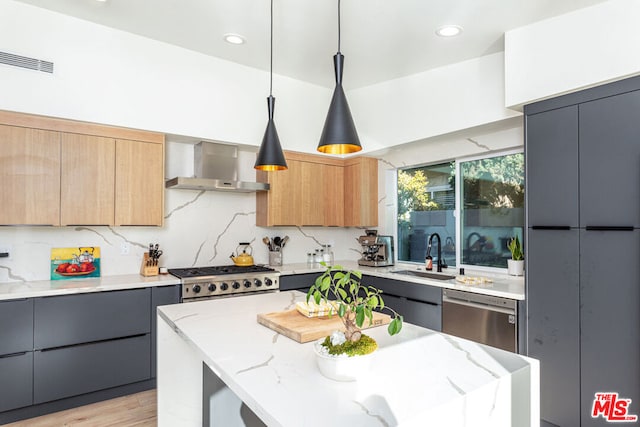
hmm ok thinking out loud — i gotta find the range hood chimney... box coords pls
[165,142,270,192]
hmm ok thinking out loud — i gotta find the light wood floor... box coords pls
[5,389,157,427]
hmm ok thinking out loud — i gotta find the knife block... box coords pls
[140,252,159,277]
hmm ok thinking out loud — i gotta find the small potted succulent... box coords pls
[307,263,403,381]
[507,236,524,276]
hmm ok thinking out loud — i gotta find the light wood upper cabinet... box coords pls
[256,151,376,227]
[0,110,164,227]
[60,134,115,226]
[323,164,344,226]
[115,139,164,226]
[344,156,378,227]
[0,125,61,225]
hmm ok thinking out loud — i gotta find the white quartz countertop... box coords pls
[157,291,538,426]
[0,274,180,301]
[278,260,525,300]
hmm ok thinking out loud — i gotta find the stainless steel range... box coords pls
[169,265,280,302]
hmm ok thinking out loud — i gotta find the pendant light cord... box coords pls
[337,0,341,54]
[270,0,273,96]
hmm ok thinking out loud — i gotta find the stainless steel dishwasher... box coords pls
[442,289,517,352]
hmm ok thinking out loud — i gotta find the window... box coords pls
[460,152,524,269]
[397,162,456,265]
[396,151,524,270]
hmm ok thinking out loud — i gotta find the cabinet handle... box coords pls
[0,351,27,359]
[585,226,634,231]
[406,297,439,306]
[38,333,148,352]
[531,226,571,230]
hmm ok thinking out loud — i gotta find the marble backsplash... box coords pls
[0,188,366,283]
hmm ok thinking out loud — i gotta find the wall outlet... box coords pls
[120,242,130,255]
[0,245,11,260]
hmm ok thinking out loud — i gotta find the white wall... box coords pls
[349,53,521,152]
[0,0,330,153]
[505,0,640,108]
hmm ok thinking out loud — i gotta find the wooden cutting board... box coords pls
[257,309,391,343]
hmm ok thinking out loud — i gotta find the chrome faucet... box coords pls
[427,233,448,272]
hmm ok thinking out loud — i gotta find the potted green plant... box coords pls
[507,236,524,276]
[307,263,403,381]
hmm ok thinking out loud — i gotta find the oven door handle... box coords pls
[442,295,515,316]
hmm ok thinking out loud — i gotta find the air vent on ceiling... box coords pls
[0,51,54,74]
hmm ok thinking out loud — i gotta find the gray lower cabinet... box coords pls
[151,285,181,377]
[0,352,33,412]
[34,288,151,349]
[33,335,150,404]
[580,230,640,427]
[279,273,317,294]
[362,275,442,331]
[0,299,34,356]
[526,229,580,427]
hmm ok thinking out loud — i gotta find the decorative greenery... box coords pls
[321,334,378,356]
[307,263,403,344]
[508,236,524,261]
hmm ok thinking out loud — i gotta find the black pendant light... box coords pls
[317,0,362,155]
[255,0,287,171]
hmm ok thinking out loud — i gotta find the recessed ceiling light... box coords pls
[223,33,246,45]
[436,25,463,37]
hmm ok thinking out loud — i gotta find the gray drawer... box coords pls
[362,275,442,305]
[33,334,151,404]
[0,299,34,355]
[0,352,33,412]
[34,288,151,350]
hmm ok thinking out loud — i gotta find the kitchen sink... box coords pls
[391,270,455,280]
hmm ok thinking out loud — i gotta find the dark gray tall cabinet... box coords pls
[526,76,640,426]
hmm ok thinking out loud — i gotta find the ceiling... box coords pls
[15,0,608,89]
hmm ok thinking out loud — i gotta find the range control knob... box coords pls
[254,278,262,287]
[265,278,273,287]
[232,281,240,290]
[220,282,229,291]
[208,283,217,292]
[243,279,252,288]
[192,284,201,293]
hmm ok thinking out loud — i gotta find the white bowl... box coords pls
[313,340,374,382]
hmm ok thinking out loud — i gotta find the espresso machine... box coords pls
[358,230,394,267]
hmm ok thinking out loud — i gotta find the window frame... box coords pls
[395,148,524,273]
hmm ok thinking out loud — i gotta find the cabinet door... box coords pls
[344,157,378,227]
[0,352,33,412]
[580,229,640,427]
[34,334,150,404]
[376,293,441,331]
[115,139,164,226]
[580,90,640,227]
[525,106,579,227]
[34,288,151,350]
[60,133,115,225]
[0,125,60,225]
[0,299,33,356]
[526,229,580,427]
[323,164,344,226]
[151,285,180,377]
[299,161,324,226]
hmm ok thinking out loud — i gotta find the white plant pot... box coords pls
[507,259,524,276]
[313,340,374,382]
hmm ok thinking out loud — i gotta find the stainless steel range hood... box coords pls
[165,142,270,192]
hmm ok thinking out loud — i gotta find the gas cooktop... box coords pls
[168,264,275,279]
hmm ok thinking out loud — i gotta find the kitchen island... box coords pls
[157,290,538,426]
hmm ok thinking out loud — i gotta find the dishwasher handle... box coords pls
[442,291,516,316]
